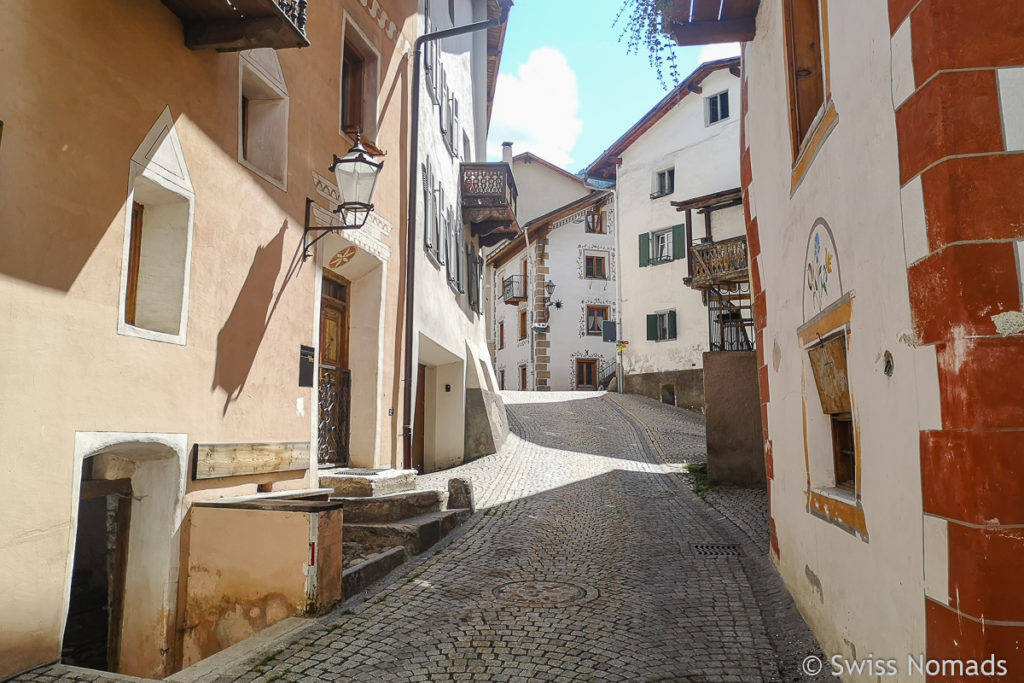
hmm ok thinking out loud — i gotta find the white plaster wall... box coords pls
[745,2,926,674]
[491,254,533,389]
[616,68,742,375]
[512,155,590,224]
[413,0,500,468]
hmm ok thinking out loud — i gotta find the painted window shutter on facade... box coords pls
[672,224,685,260]
[808,336,852,413]
[667,310,677,338]
[422,161,433,249]
[646,314,658,340]
[639,233,650,266]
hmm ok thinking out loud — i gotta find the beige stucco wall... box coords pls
[0,0,415,677]
[745,3,927,677]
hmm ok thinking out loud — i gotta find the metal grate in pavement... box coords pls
[692,543,741,557]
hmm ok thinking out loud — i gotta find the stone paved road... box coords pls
[19,391,824,682]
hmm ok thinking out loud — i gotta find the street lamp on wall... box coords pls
[303,133,384,260]
[542,280,562,312]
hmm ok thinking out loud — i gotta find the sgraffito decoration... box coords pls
[329,246,358,269]
[803,219,843,322]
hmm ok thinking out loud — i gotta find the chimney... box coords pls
[502,141,513,164]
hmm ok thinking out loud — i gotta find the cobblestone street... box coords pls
[20,392,823,683]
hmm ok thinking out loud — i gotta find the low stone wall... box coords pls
[623,369,705,412]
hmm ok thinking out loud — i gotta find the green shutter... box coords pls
[646,314,658,341]
[639,233,650,267]
[672,223,686,260]
[667,310,677,339]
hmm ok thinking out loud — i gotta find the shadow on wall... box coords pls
[211,221,304,414]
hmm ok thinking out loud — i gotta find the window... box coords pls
[341,21,380,141]
[586,306,609,335]
[341,43,364,131]
[646,310,677,341]
[422,158,434,251]
[520,364,528,390]
[447,0,455,23]
[706,91,730,125]
[651,168,674,199]
[442,94,459,158]
[576,359,597,389]
[498,369,505,390]
[585,207,604,233]
[784,0,828,154]
[239,50,288,189]
[434,185,445,263]
[639,224,685,266]
[518,309,528,340]
[423,2,438,103]
[808,332,856,490]
[585,255,607,279]
[498,321,505,349]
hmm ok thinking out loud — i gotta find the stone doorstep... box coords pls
[318,468,417,497]
[342,546,408,598]
[343,509,472,557]
[334,489,448,523]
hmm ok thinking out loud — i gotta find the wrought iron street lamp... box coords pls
[303,133,384,259]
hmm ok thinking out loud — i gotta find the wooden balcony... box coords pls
[687,236,749,289]
[160,0,309,51]
[501,275,526,306]
[461,162,520,247]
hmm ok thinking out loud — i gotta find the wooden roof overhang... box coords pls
[584,57,741,181]
[661,0,760,47]
[671,187,743,213]
[486,190,612,269]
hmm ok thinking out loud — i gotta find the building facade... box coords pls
[662,0,1024,676]
[487,152,616,391]
[586,59,745,411]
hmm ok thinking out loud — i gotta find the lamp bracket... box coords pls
[302,197,370,261]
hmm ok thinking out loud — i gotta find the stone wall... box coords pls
[623,369,705,412]
[703,351,764,486]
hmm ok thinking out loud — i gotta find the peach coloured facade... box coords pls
[0,0,414,678]
[736,0,1024,679]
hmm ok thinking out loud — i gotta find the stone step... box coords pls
[343,509,471,557]
[342,546,408,598]
[334,489,448,523]
[319,468,417,497]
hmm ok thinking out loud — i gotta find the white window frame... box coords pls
[705,89,730,126]
[651,168,674,199]
[652,229,673,262]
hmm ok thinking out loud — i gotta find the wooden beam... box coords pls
[81,478,132,501]
[666,17,757,46]
[729,65,742,78]
[184,16,308,52]
[687,84,703,95]
[192,442,310,480]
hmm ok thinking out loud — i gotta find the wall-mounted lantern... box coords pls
[303,133,384,260]
[543,280,562,311]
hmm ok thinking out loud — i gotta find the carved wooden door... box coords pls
[318,276,350,466]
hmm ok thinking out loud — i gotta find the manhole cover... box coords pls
[691,543,741,557]
[491,580,598,606]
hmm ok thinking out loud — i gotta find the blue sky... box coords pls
[486,0,739,174]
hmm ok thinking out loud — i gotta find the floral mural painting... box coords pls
[803,219,843,321]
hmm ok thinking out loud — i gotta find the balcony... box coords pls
[160,0,309,51]
[501,275,526,305]
[461,162,520,247]
[687,236,749,289]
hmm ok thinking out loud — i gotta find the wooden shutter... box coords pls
[808,335,851,414]
[436,185,445,262]
[422,162,433,249]
[125,201,144,325]
[667,310,677,339]
[452,97,460,156]
[672,224,686,260]
[646,314,658,341]
[639,233,650,267]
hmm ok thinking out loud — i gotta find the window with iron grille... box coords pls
[650,168,674,199]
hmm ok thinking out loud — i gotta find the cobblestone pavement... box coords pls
[18,391,824,683]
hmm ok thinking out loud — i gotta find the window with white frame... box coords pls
[239,50,288,189]
[651,168,674,199]
[653,229,672,262]
[646,310,677,341]
[706,90,730,125]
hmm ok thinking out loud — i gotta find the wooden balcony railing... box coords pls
[688,235,748,289]
[461,162,520,246]
[160,0,309,51]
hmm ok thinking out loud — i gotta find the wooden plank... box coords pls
[807,336,851,414]
[192,442,310,480]
[81,477,132,501]
[667,17,757,46]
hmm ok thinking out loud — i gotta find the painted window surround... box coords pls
[238,50,289,191]
[118,108,195,346]
[797,293,866,538]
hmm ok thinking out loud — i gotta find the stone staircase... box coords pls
[318,468,474,597]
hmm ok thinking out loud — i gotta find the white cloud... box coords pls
[487,47,582,168]
[697,42,741,64]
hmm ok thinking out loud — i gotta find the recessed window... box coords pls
[651,168,674,199]
[783,0,827,154]
[498,321,505,349]
[646,310,677,341]
[585,207,604,233]
[498,369,505,390]
[519,309,528,340]
[576,359,597,389]
[239,50,288,189]
[519,364,528,390]
[639,225,685,266]
[585,255,607,279]
[706,90,730,125]
[341,21,380,142]
[586,305,609,335]
[342,44,364,131]
[653,230,672,262]
[808,332,856,490]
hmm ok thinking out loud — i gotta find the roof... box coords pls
[485,0,513,130]
[513,152,586,186]
[486,190,612,267]
[583,57,741,181]
[660,0,760,47]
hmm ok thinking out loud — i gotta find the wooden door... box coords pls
[576,359,597,389]
[413,364,426,473]
[318,275,351,466]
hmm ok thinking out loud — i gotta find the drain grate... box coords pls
[691,543,741,557]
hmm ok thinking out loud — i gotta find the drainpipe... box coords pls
[402,5,511,470]
[612,162,624,393]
